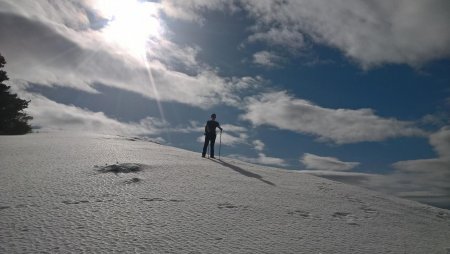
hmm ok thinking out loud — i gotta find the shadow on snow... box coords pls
[208,159,276,186]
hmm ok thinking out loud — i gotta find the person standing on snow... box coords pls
[202,113,223,158]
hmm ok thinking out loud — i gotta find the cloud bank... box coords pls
[301,127,450,208]
[301,153,360,171]
[229,153,287,167]
[24,92,166,138]
[389,127,450,206]
[241,91,425,144]
[162,0,450,68]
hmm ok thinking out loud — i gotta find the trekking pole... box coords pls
[219,131,222,160]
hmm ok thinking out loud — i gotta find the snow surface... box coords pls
[1,133,449,253]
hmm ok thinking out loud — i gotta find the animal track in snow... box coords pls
[217,202,238,209]
[343,195,364,204]
[140,197,165,202]
[168,199,185,202]
[95,199,111,203]
[124,177,142,184]
[333,212,350,217]
[140,197,185,203]
[436,211,450,220]
[287,210,311,218]
[332,212,360,226]
[360,205,378,215]
[343,194,378,218]
[62,200,90,205]
[217,202,250,210]
[316,183,333,193]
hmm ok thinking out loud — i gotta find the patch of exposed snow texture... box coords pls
[0,133,449,253]
[96,163,145,174]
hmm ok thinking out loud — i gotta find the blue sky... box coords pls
[0,0,449,209]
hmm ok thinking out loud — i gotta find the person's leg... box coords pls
[210,134,216,157]
[202,135,210,157]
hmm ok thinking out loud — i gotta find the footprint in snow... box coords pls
[62,200,90,205]
[436,211,450,220]
[124,177,142,184]
[140,197,165,202]
[140,197,185,203]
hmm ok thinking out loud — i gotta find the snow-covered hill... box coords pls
[1,133,449,253]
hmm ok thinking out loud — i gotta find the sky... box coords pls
[0,0,449,209]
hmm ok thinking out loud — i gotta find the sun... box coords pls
[96,0,163,58]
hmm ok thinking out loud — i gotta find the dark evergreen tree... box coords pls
[0,53,33,135]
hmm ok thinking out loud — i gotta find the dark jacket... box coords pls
[205,120,221,135]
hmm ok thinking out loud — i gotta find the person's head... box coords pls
[211,113,216,120]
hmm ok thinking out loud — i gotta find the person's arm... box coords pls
[218,122,223,132]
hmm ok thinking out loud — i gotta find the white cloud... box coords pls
[393,158,449,176]
[300,153,360,171]
[196,123,248,147]
[199,129,284,166]
[0,0,91,30]
[247,28,305,51]
[175,122,246,136]
[160,0,237,24]
[143,36,206,73]
[390,127,450,201]
[22,92,166,138]
[392,127,450,177]
[298,169,450,208]
[420,113,450,127]
[429,126,450,159]
[229,153,287,167]
[243,0,450,67]
[252,51,283,68]
[161,0,450,68]
[241,91,425,144]
[298,170,383,187]
[196,132,244,147]
[300,127,450,208]
[0,0,260,110]
[169,121,204,134]
[252,140,265,151]
[221,124,247,133]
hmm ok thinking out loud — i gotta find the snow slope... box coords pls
[1,133,449,253]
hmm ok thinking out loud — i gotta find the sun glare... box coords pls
[96,0,163,58]
[94,0,167,128]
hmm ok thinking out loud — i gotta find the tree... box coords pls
[0,53,33,135]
